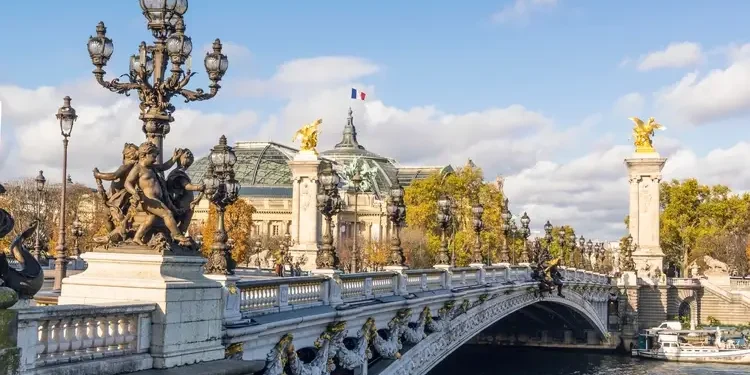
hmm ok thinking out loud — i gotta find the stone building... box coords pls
[187,108,453,248]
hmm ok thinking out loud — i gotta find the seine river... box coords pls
[427,346,749,375]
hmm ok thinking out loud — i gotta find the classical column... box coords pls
[625,153,666,277]
[287,153,323,271]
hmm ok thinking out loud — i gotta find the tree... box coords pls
[200,199,255,264]
[362,240,390,271]
[0,178,107,256]
[659,179,750,275]
[404,163,503,267]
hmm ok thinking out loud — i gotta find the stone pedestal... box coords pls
[287,151,322,272]
[310,269,341,306]
[384,265,409,295]
[625,152,667,276]
[469,263,487,284]
[58,250,225,368]
[434,264,452,289]
[205,274,242,324]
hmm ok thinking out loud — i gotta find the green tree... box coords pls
[658,179,750,275]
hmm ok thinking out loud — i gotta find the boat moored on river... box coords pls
[632,328,750,364]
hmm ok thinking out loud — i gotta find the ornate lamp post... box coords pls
[436,194,453,266]
[386,184,407,267]
[87,1,228,163]
[316,161,342,269]
[500,198,512,264]
[203,135,240,275]
[33,170,46,260]
[519,212,531,264]
[52,96,78,293]
[577,236,586,269]
[585,239,593,270]
[567,231,577,267]
[71,215,85,258]
[253,239,263,269]
[471,203,485,265]
[593,242,602,272]
[540,220,553,263]
[509,219,518,264]
[350,171,362,273]
[557,227,566,264]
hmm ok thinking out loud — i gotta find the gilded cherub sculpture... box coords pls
[629,117,665,153]
[292,118,322,153]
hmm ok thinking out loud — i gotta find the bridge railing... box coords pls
[730,277,750,291]
[236,276,329,315]
[15,302,155,373]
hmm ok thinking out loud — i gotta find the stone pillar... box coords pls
[625,153,667,276]
[563,330,573,344]
[585,330,599,345]
[58,251,224,368]
[287,152,322,271]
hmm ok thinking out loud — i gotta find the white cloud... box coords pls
[491,0,558,24]
[0,81,257,184]
[637,42,704,71]
[613,92,645,118]
[655,43,750,125]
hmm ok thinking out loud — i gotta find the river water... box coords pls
[427,346,749,375]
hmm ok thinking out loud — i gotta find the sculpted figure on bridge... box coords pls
[629,116,664,153]
[93,141,201,253]
[545,257,565,298]
[292,118,322,154]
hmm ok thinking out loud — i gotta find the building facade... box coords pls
[187,108,453,248]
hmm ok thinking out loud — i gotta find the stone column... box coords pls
[625,153,667,276]
[287,152,322,271]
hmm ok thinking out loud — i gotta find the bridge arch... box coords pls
[382,289,608,375]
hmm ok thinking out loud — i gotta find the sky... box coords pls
[1,0,750,241]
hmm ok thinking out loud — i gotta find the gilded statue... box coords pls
[629,117,664,153]
[292,118,322,153]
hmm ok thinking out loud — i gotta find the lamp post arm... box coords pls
[179,84,221,103]
[93,71,142,96]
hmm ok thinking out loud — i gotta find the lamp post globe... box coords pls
[35,170,46,192]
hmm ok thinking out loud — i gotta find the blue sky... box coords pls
[2,0,750,239]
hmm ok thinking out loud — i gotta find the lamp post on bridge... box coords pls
[203,135,241,276]
[540,220,553,264]
[33,170,46,261]
[86,0,229,163]
[519,212,531,264]
[71,215,85,258]
[52,96,78,294]
[385,184,407,268]
[577,236,586,269]
[316,161,343,270]
[435,194,453,267]
[500,198,512,264]
[350,171,362,273]
[593,242,602,273]
[470,203,484,266]
[622,234,636,272]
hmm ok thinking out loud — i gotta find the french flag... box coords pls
[351,88,366,101]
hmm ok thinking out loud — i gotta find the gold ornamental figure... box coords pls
[629,116,665,153]
[293,118,323,154]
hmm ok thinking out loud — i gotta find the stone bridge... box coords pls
[228,265,612,375]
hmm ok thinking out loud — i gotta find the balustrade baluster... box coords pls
[106,317,119,352]
[46,319,61,358]
[116,316,128,350]
[95,318,107,353]
[70,318,84,356]
[37,320,49,362]
[60,318,74,357]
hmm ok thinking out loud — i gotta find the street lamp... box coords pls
[203,135,240,275]
[500,198,512,263]
[317,161,342,269]
[593,242,602,272]
[33,170,46,260]
[71,215,84,258]
[52,96,78,293]
[386,184,407,267]
[557,227,566,263]
[436,194,453,266]
[519,212,531,264]
[471,203,485,264]
[87,1,229,163]
[350,170,363,273]
[585,239,594,270]
[567,231,577,267]
[577,235,586,269]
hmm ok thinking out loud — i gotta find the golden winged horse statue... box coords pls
[293,119,323,154]
[629,117,665,153]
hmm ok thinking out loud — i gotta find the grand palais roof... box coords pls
[187,108,453,198]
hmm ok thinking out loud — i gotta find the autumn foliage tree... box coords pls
[201,199,255,265]
[403,162,503,267]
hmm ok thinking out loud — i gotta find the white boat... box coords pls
[632,328,750,364]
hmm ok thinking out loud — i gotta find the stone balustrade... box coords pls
[668,277,702,287]
[730,277,750,291]
[15,302,155,374]
[235,265,610,318]
[236,276,329,315]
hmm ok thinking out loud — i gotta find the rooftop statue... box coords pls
[0,184,44,307]
[92,142,201,254]
[629,117,665,153]
[293,118,322,154]
[342,157,378,193]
